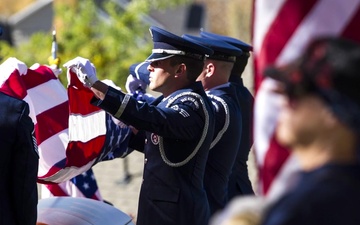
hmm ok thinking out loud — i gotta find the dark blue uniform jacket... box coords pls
[204,82,242,215]
[262,163,360,225]
[228,77,255,198]
[91,81,215,225]
[0,92,38,225]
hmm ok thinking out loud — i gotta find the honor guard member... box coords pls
[260,37,360,225]
[64,26,215,225]
[201,31,255,198]
[183,34,244,215]
[0,92,39,225]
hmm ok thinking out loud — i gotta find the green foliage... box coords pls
[0,0,189,88]
[0,41,16,59]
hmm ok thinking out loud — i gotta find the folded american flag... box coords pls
[0,57,132,199]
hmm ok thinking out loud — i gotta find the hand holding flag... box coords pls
[64,56,99,87]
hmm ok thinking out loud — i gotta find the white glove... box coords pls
[63,56,98,87]
[125,74,147,94]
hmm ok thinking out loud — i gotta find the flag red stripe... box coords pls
[22,66,57,89]
[45,184,69,197]
[0,72,27,99]
[253,57,261,94]
[341,6,360,43]
[261,135,290,193]
[90,194,100,201]
[255,0,318,91]
[68,72,101,115]
[35,101,69,145]
[65,136,106,167]
[68,88,101,115]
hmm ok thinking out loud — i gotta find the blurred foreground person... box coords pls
[64,26,215,225]
[261,36,360,225]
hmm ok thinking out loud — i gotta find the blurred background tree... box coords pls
[0,0,252,90]
[0,0,190,88]
[0,0,34,17]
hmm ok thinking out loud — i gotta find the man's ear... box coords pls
[175,63,186,77]
[205,63,215,77]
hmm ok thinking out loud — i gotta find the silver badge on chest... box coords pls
[150,133,159,145]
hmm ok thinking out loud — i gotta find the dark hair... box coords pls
[231,52,250,76]
[170,56,204,81]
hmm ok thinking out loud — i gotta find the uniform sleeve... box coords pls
[128,130,146,153]
[10,102,39,225]
[92,86,205,140]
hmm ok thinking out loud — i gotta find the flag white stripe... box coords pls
[0,57,27,85]
[68,111,107,142]
[253,79,285,165]
[27,79,68,114]
[277,0,360,65]
[23,95,38,124]
[37,130,69,176]
[41,159,96,183]
[253,0,287,56]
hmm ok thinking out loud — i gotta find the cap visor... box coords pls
[264,63,300,85]
[264,67,287,82]
[145,53,174,62]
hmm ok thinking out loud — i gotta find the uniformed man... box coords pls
[200,31,255,198]
[64,26,215,225]
[182,34,244,215]
[0,91,39,225]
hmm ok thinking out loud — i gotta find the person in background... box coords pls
[260,36,360,225]
[200,31,255,197]
[125,61,153,102]
[182,34,244,215]
[64,26,215,225]
[0,27,39,225]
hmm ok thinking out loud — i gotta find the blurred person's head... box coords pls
[265,37,360,168]
[209,196,264,225]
